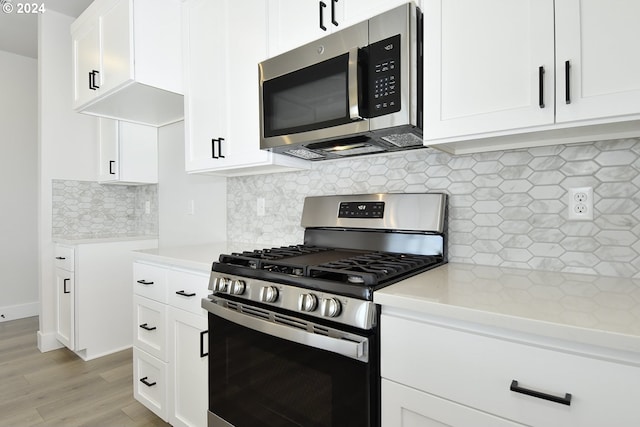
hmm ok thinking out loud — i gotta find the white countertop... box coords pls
[374,262,640,356]
[54,235,158,245]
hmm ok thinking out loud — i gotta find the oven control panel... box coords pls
[208,273,377,330]
[338,201,385,219]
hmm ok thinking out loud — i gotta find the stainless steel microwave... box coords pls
[259,3,423,161]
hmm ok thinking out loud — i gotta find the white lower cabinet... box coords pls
[382,379,524,427]
[54,267,75,349]
[53,239,158,360]
[380,312,640,427]
[132,260,209,427]
[168,307,208,427]
[134,346,169,420]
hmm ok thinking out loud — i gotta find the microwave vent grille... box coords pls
[380,133,423,148]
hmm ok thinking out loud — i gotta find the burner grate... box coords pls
[308,252,439,286]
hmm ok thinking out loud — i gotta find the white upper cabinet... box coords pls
[268,0,416,57]
[267,0,344,57]
[98,118,158,185]
[71,0,183,126]
[182,0,309,176]
[341,0,420,28]
[423,0,555,140]
[555,0,640,122]
[423,0,640,152]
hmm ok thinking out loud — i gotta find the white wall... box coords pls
[0,50,38,321]
[158,121,226,247]
[38,11,98,351]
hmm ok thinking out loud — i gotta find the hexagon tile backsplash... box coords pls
[228,137,640,279]
[52,180,158,238]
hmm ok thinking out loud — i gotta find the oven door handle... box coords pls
[348,47,362,121]
[202,298,369,363]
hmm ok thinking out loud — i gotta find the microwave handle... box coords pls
[348,47,362,120]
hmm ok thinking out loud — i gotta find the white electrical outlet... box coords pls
[257,198,266,216]
[568,187,593,220]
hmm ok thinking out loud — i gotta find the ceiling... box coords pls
[0,0,93,58]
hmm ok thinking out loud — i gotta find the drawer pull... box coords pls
[139,376,156,387]
[139,323,157,331]
[137,280,154,285]
[510,380,572,406]
[55,256,66,260]
[200,330,208,358]
[176,290,196,297]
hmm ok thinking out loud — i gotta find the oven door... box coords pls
[203,297,379,427]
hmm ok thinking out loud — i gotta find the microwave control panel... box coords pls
[368,34,401,118]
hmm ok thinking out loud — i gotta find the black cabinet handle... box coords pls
[538,66,545,108]
[211,137,226,159]
[200,330,208,357]
[319,1,327,31]
[63,278,70,294]
[139,323,157,331]
[331,0,338,26]
[109,160,115,175]
[136,279,154,285]
[55,256,66,260]
[218,138,225,158]
[176,290,196,297]
[139,376,156,387]
[510,380,572,406]
[565,60,571,104]
[89,70,100,90]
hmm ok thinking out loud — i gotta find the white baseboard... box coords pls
[37,331,64,352]
[0,301,38,322]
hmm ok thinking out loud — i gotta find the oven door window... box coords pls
[209,314,377,427]
[262,53,353,138]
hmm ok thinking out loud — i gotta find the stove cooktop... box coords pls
[213,245,445,300]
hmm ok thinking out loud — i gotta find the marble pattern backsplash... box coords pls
[228,137,640,279]
[52,180,158,238]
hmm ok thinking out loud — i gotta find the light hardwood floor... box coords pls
[0,316,171,427]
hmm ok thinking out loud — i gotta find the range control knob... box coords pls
[298,293,318,312]
[211,277,229,293]
[321,298,342,318]
[228,279,246,295]
[259,286,279,303]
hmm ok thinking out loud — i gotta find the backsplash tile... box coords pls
[228,138,640,279]
[52,180,158,238]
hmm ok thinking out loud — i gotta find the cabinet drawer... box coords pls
[133,347,168,422]
[167,269,209,315]
[133,262,168,303]
[134,295,167,361]
[54,246,74,271]
[381,314,640,427]
[382,379,525,427]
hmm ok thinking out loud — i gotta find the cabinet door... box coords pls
[184,0,292,174]
[98,118,119,182]
[423,0,555,141]
[168,307,208,427]
[267,0,343,57]
[183,0,229,171]
[119,121,158,183]
[99,0,133,94]
[555,0,640,122]
[341,0,413,28]
[72,22,101,108]
[382,379,526,427]
[55,268,75,350]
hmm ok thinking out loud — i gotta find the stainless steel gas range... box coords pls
[202,193,448,427]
